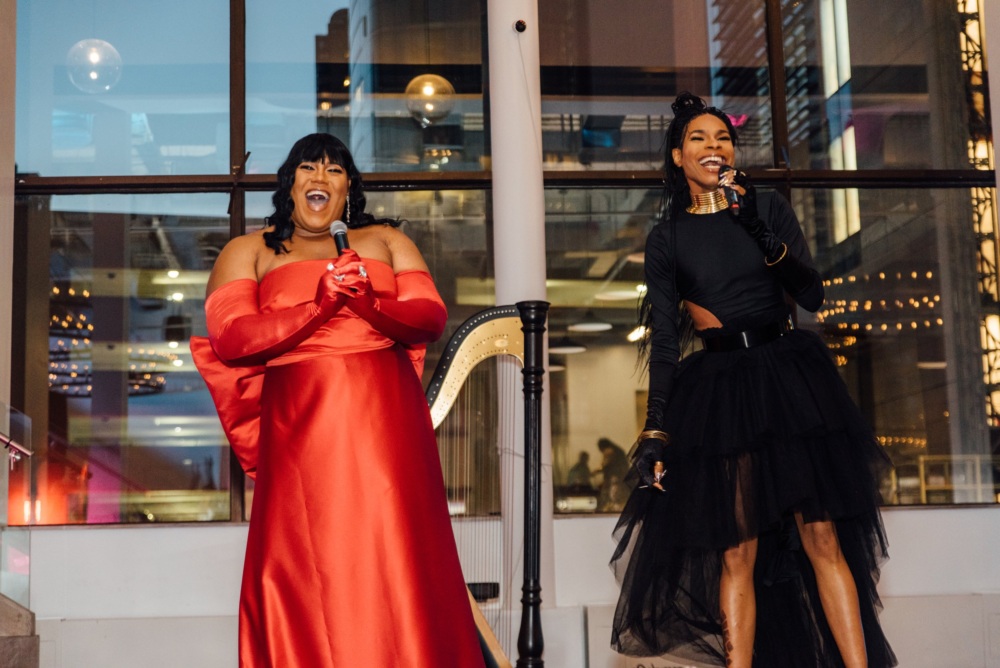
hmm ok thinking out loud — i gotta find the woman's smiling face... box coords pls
[289,159,350,236]
[671,114,735,195]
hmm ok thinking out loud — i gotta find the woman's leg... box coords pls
[720,538,758,667]
[795,515,868,667]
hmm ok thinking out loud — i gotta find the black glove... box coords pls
[724,169,785,262]
[724,170,822,300]
[770,250,821,297]
[634,435,667,489]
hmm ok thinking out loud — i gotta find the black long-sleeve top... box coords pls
[643,191,824,432]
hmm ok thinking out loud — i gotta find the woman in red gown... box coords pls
[191,133,486,667]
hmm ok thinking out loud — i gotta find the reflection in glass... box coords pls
[405,73,457,128]
[246,1,484,174]
[537,188,657,512]
[782,0,992,171]
[9,194,232,525]
[15,0,230,176]
[803,187,1000,505]
[545,186,1000,509]
[0,527,31,609]
[538,0,772,170]
[65,39,123,94]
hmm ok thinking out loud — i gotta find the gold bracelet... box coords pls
[764,243,788,266]
[638,429,670,443]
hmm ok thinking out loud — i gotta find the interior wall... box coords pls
[23,507,1000,667]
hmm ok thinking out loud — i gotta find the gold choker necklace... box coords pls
[687,189,729,214]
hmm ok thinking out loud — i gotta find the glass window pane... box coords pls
[782,0,992,171]
[15,0,230,177]
[802,186,999,505]
[547,185,1000,511]
[538,0,772,170]
[11,194,232,525]
[245,1,486,174]
[540,187,657,513]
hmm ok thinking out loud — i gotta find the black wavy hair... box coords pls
[638,92,740,364]
[263,133,399,254]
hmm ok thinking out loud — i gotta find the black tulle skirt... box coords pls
[610,329,897,667]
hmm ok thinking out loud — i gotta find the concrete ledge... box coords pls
[0,635,40,668]
[0,594,34,636]
[37,616,237,668]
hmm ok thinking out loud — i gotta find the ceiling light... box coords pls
[549,336,587,354]
[595,290,640,301]
[568,310,612,333]
[627,325,647,343]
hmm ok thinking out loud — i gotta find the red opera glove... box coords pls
[189,337,262,478]
[337,250,448,345]
[206,267,352,364]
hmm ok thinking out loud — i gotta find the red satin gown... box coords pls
[191,259,486,668]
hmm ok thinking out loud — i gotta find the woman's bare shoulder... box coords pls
[378,223,429,273]
[207,230,271,294]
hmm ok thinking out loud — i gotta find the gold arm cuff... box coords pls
[764,243,788,266]
[638,429,671,443]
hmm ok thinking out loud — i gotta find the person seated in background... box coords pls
[598,438,630,512]
[566,451,594,489]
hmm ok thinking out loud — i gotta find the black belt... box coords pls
[701,318,793,352]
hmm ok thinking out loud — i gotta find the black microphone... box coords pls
[329,221,349,255]
[717,164,741,212]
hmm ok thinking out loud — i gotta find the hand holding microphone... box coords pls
[718,164,742,213]
[324,221,372,301]
[329,220,350,255]
[719,166,784,262]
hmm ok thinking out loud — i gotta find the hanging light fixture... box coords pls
[568,309,613,333]
[405,74,455,128]
[66,38,122,94]
[404,6,454,128]
[549,335,587,355]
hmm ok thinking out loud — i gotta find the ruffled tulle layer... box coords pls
[610,329,897,667]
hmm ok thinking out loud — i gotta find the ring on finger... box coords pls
[333,274,345,282]
[359,265,367,278]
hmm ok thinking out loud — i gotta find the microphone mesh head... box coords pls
[329,221,348,236]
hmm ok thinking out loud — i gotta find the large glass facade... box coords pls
[538,0,773,171]
[806,186,999,504]
[10,0,999,525]
[13,194,232,524]
[246,0,487,174]
[782,0,989,172]
[15,0,230,177]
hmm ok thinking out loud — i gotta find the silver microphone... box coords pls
[329,221,349,255]
[717,165,741,213]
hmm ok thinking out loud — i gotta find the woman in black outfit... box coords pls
[610,93,896,667]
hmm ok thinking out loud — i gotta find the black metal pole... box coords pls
[515,300,548,667]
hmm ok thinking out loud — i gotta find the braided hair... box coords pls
[637,93,741,365]
[661,92,742,219]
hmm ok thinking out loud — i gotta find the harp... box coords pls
[425,301,548,668]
